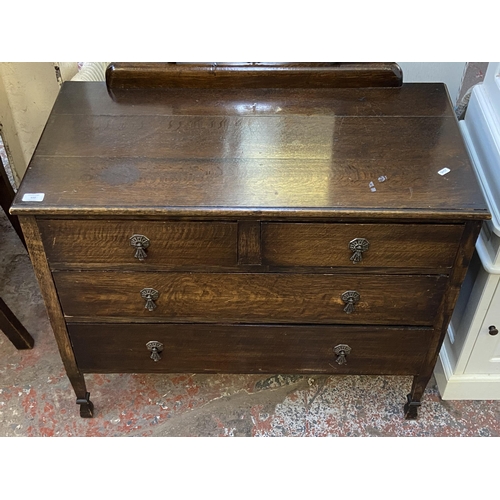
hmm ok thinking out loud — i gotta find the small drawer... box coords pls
[261,223,464,269]
[38,219,238,269]
[54,271,448,325]
[68,323,433,375]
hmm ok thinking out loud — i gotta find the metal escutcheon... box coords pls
[341,290,360,314]
[141,288,159,311]
[146,341,164,362]
[334,344,351,365]
[130,234,150,261]
[349,238,370,263]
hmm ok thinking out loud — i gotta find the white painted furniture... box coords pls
[435,62,500,399]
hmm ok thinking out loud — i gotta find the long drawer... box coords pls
[54,271,448,325]
[38,219,238,268]
[262,223,463,269]
[68,323,433,374]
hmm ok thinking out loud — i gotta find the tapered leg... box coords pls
[19,215,95,418]
[0,297,34,349]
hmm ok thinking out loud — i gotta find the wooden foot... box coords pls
[404,393,421,420]
[76,392,94,418]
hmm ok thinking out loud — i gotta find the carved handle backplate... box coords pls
[349,238,370,263]
[141,288,159,311]
[146,341,163,362]
[334,344,351,365]
[341,290,360,314]
[130,234,150,261]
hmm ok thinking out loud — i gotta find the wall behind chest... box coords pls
[397,62,466,104]
[0,62,78,185]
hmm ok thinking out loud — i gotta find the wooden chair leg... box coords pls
[1,156,26,248]
[0,297,34,349]
[1,157,32,349]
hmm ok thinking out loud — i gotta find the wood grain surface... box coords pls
[262,222,464,269]
[53,271,448,325]
[105,62,403,91]
[51,82,453,117]
[68,323,431,374]
[11,82,488,220]
[38,219,238,268]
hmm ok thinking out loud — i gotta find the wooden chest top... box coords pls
[12,82,489,221]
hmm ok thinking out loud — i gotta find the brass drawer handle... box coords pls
[349,238,370,263]
[141,288,159,311]
[146,341,163,362]
[489,326,499,336]
[130,234,150,261]
[341,290,360,314]
[334,344,351,365]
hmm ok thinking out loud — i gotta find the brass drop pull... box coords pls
[349,238,370,263]
[130,234,150,261]
[334,344,351,365]
[146,341,164,362]
[341,290,360,314]
[141,288,159,311]
[489,326,499,336]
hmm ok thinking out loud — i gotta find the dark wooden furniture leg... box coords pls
[404,221,483,419]
[0,156,26,248]
[0,297,34,349]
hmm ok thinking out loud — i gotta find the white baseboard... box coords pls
[435,346,500,400]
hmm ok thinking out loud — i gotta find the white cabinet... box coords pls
[435,62,500,399]
[465,275,500,374]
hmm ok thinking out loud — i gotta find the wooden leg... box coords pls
[19,216,95,418]
[0,297,34,349]
[404,374,431,420]
[0,156,26,248]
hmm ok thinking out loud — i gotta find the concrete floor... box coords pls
[1,209,500,437]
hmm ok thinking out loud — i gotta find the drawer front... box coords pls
[54,271,448,325]
[68,323,433,375]
[262,223,463,269]
[38,219,238,268]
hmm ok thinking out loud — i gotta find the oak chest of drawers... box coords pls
[11,63,490,419]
